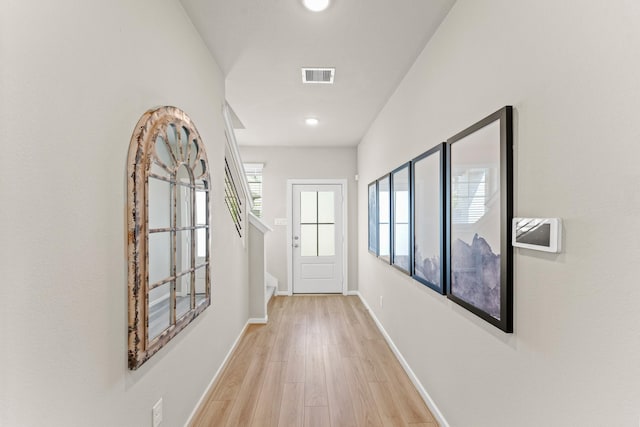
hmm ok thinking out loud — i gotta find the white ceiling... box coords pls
[181,0,457,147]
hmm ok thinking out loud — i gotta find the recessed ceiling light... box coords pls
[302,0,330,12]
[305,118,319,126]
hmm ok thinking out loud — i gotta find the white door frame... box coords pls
[286,179,348,296]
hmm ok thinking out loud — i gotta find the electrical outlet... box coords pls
[152,398,163,427]
[379,296,383,308]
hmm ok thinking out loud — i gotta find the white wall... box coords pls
[240,146,358,293]
[357,1,640,426]
[0,1,249,426]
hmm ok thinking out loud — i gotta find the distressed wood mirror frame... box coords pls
[127,106,211,370]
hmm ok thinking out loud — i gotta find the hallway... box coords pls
[191,295,437,426]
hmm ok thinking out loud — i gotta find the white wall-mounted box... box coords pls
[512,218,562,253]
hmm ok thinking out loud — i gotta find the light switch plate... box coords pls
[274,218,288,226]
[152,398,163,427]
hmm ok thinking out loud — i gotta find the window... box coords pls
[127,106,211,370]
[244,163,263,218]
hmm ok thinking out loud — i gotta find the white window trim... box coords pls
[244,163,264,173]
[244,162,264,218]
[222,102,252,211]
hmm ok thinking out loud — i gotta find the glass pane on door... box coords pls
[299,190,336,257]
[300,191,317,223]
[317,191,334,223]
[318,224,335,256]
[300,224,318,257]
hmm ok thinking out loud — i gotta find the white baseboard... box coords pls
[184,320,250,427]
[275,290,291,296]
[248,316,268,324]
[346,290,359,296]
[353,291,450,427]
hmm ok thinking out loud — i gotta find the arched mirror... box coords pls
[127,106,211,370]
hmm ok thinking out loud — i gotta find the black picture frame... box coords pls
[377,174,391,264]
[446,106,513,332]
[411,143,447,294]
[391,162,411,275]
[368,181,378,255]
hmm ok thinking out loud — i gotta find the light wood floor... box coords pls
[190,295,438,427]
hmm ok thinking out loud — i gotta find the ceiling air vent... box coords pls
[302,67,335,84]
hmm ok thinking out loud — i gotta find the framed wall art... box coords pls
[412,143,446,294]
[391,162,411,274]
[368,181,378,255]
[447,106,513,332]
[127,106,212,369]
[377,174,391,263]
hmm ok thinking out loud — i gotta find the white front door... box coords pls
[292,184,343,293]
